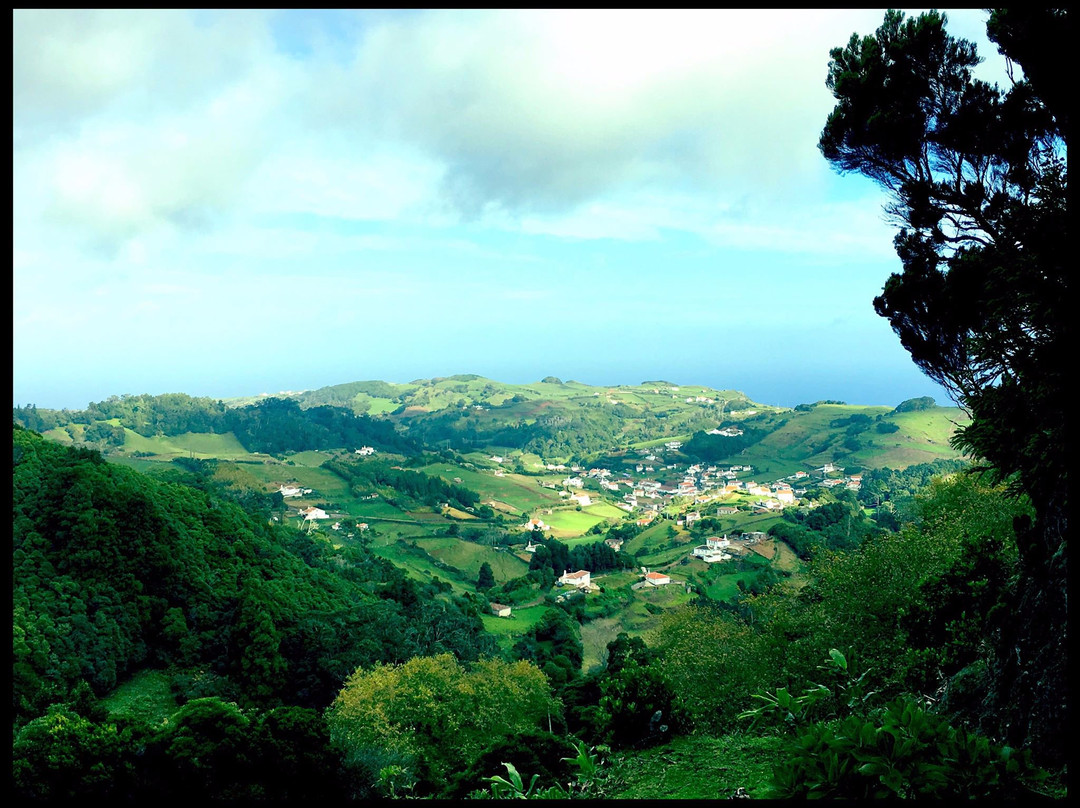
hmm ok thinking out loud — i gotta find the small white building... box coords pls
[692,546,732,563]
[522,518,549,532]
[559,569,591,589]
[355,446,376,456]
[644,571,671,586]
[569,491,592,507]
[489,602,512,618]
[299,506,329,521]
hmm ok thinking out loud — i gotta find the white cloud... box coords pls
[309,9,902,217]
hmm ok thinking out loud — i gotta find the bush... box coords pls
[768,698,1049,799]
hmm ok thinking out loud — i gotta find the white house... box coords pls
[355,446,376,456]
[559,570,591,589]
[692,545,731,563]
[522,517,549,532]
[644,571,671,586]
[489,602,512,618]
[299,506,328,521]
[279,485,302,498]
[569,491,592,507]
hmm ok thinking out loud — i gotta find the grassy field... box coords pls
[583,501,629,520]
[414,537,529,584]
[603,733,785,799]
[480,603,548,645]
[419,462,563,514]
[542,508,610,537]
[728,403,969,476]
[288,450,334,467]
[120,429,260,461]
[371,540,472,595]
[101,669,178,727]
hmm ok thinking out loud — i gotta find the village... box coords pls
[269,439,866,618]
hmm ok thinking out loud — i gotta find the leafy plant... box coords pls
[768,697,1050,799]
[467,739,609,800]
[743,650,1051,799]
[470,762,568,799]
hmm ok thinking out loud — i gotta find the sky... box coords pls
[13,9,1013,410]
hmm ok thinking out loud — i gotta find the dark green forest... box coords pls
[13,394,419,456]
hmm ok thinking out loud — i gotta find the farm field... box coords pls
[120,430,260,461]
[419,462,563,514]
[371,540,472,596]
[414,537,529,585]
[542,508,610,537]
[481,603,548,652]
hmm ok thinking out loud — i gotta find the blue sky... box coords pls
[13,9,1012,410]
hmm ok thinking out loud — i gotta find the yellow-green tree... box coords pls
[326,653,558,795]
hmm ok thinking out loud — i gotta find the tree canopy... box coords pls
[819,8,1067,763]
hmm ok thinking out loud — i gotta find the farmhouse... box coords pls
[752,499,783,512]
[355,446,376,456]
[278,485,302,498]
[522,517,549,532]
[569,491,592,507]
[559,570,591,589]
[489,603,512,618]
[692,545,731,562]
[298,506,328,521]
[644,571,671,586]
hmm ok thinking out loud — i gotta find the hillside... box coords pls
[12,413,1062,801]
[14,377,968,473]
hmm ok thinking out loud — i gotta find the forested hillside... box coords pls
[12,421,1063,800]
[11,424,511,799]
[13,394,419,456]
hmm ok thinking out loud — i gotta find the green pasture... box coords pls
[365,521,433,546]
[102,669,178,727]
[118,429,259,461]
[623,520,687,556]
[414,538,529,584]
[541,508,608,537]
[287,450,333,467]
[42,425,81,444]
[356,395,398,415]
[420,462,562,513]
[232,462,352,499]
[345,499,411,520]
[701,568,759,602]
[635,542,696,567]
[583,501,628,520]
[371,541,471,595]
[480,603,548,640]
